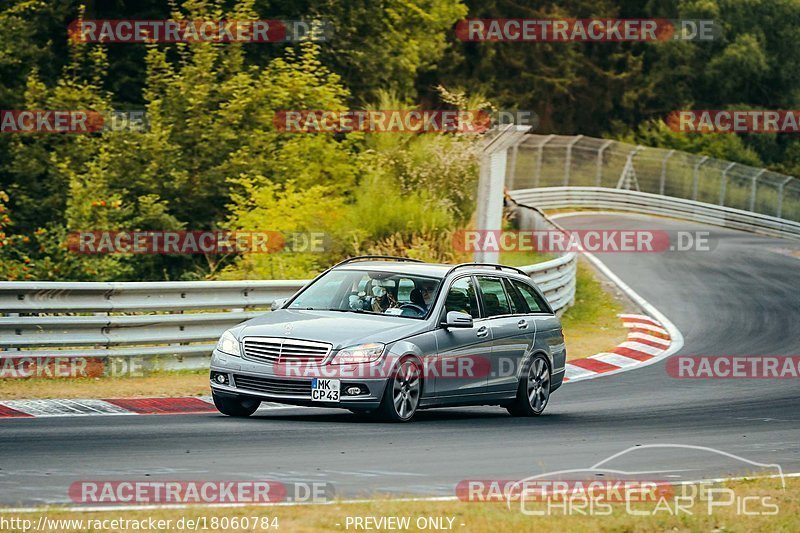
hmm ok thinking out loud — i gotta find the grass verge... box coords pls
[0,369,210,401]
[560,259,631,361]
[0,477,795,532]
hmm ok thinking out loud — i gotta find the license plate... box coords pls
[311,378,340,402]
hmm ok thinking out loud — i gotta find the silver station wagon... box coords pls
[210,256,566,422]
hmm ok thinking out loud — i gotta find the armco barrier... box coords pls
[510,187,800,240]
[0,257,576,365]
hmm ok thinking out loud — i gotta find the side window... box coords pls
[444,277,480,319]
[476,276,512,317]
[512,280,549,313]
[503,278,530,314]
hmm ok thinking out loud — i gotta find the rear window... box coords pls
[511,279,549,313]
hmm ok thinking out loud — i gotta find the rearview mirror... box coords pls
[442,310,473,328]
[271,298,288,311]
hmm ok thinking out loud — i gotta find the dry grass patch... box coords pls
[0,477,795,532]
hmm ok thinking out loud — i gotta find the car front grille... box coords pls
[242,337,332,365]
[232,374,312,396]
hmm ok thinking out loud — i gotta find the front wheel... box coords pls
[212,391,260,417]
[375,357,422,422]
[507,355,551,417]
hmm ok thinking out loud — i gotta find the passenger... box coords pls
[371,279,397,312]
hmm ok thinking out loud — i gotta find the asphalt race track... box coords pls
[1,214,799,507]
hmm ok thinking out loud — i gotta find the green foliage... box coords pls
[4,0,800,281]
[310,0,469,101]
[221,178,346,279]
[622,119,763,167]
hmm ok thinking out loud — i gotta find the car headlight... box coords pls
[216,330,241,357]
[330,343,385,365]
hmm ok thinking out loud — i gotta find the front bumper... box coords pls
[209,348,389,410]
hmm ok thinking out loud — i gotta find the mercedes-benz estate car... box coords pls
[210,256,566,422]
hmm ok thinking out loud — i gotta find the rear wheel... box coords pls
[376,357,422,422]
[212,391,260,417]
[507,355,551,417]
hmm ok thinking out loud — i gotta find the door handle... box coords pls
[476,326,489,338]
[517,320,528,329]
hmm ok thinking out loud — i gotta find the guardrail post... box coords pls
[563,135,583,186]
[659,150,675,195]
[750,169,766,212]
[719,162,735,206]
[534,134,555,187]
[692,156,708,201]
[596,140,613,186]
[777,176,794,218]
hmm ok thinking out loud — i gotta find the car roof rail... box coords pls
[332,255,425,268]
[444,263,529,278]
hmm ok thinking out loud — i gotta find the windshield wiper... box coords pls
[294,307,393,316]
[321,308,388,315]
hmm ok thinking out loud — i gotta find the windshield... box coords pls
[288,269,442,319]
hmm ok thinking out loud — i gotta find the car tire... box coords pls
[375,357,422,422]
[212,391,260,417]
[506,354,551,417]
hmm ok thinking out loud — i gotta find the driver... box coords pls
[420,281,436,309]
[410,281,437,311]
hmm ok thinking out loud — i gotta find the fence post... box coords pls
[596,140,613,186]
[534,134,554,187]
[750,169,766,212]
[475,125,530,262]
[719,162,735,206]
[692,156,708,201]
[508,144,519,189]
[659,149,674,195]
[563,135,583,186]
[616,145,643,190]
[777,176,794,218]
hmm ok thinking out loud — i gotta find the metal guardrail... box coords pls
[6,131,797,367]
[510,187,800,240]
[0,258,576,364]
[0,281,306,363]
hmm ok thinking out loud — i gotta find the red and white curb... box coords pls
[564,313,673,382]
[0,396,290,419]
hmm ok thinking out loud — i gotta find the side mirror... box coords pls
[442,310,473,328]
[271,298,288,311]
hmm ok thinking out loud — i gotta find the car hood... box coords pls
[234,309,430,349]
